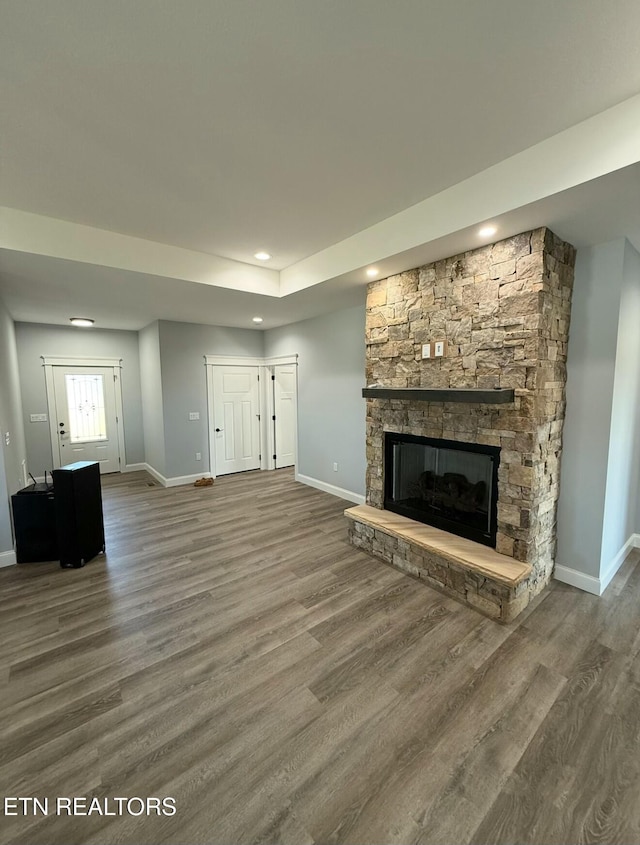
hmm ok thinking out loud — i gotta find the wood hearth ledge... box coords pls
[345,505,534,622]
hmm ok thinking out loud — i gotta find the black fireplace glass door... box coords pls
[384,433,500,547]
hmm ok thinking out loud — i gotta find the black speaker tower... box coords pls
[52,461,105,568]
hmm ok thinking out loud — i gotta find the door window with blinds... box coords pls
[64,373,108,443]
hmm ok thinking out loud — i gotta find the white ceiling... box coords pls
[0,248,367,331]
[1,0,640,330]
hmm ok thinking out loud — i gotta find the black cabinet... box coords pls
[52,461,105,568]
[11,486,58,564]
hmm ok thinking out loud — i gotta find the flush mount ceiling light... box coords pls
[366,267,379,277]
[70,317,95,327]
[478,225,497,238]
[252,316,264,324]
[254,251,271,261]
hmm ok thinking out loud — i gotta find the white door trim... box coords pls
[205,364,216,478]
[262,366,276,471]
[204,354,298,367]
[42,355,123,368]
[42,357,125,471]
[264,355,299,366]
[204,354,264,367]
[205,354,297,477]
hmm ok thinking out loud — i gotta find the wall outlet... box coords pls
[4,432,9,446]
[421,343,432,359]
[188,411,200,421]
[333,462,338,472]
[30,413,48,422]
[195,452,202,461]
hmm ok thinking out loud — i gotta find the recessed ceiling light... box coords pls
[70,317,95,327]
[478,225,497,238]
[366,268,379,277]
[254,251,271,261]
[252,316,264,324]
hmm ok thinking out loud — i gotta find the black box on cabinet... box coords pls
[52,461,105,568]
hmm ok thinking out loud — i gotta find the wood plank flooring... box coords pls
[0,468,639,845]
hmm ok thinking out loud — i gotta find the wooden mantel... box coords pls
[362,386,515,403]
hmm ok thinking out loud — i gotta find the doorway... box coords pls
[43,356,124,474]
[272,363,297,469]
[210,365,261,475]
[206,354,298,478]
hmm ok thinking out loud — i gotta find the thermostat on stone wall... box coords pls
[421,343,432,359]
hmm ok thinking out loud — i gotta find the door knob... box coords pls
[59,430,67,435]
[215,428,223,432]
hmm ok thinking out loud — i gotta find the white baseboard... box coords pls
[295,472,365,505]
[0,549,17,568]
[142,463,168,486]
[554,565,601,595]
[40,464,151,479]
[38,463,210,488]
[165,472,213,488]
[39,465,146,479]
[142,463,211,488]
[555,533,640,596]
[122,463,147,473]
[600,534,640,594]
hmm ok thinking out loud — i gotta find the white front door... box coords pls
[274,364,297,469]
[51,366,121,473]
[212,366,261,476]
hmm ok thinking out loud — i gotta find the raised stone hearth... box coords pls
[351,227,576,621]
[346,505,532,622]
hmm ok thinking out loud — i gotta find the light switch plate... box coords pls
[421,343,432,359]
[434,340,447,357]
[188,411,200,420]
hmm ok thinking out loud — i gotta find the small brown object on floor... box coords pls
[193,477,214,487]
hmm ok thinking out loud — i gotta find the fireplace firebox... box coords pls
[384,432,500,547]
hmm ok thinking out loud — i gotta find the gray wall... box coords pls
[139,321,166,475]
[557,241,623,577]
[624,240,640,542]
[264,304,366,498]
[158,320,264,479]
[15,323,145,476]
[557,238,640,584]
[0,445,11,555]
[601,239,640,569]
[0,296,28,553]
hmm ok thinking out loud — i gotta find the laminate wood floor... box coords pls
[1,469,639,845]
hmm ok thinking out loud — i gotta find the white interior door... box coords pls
[51,366,121,473]
[274,365,297,469]
[212,366,261,475]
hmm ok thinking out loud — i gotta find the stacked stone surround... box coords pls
[359,227,576,608]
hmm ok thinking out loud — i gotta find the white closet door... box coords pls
[212,366,261,475]
[274,365,297,469]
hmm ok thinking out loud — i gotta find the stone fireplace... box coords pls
[347,227,576,621]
